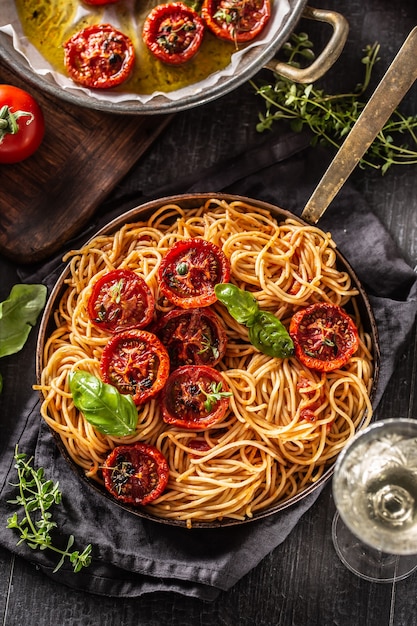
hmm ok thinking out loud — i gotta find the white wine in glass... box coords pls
[332,418,417,582]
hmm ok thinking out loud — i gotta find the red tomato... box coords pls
[0,85,44,164]
[158,238,230,308]
[289,303,359,372]
[63,24,135,89]
[102,443,169,506]
[201,0,271,43]
[143,3,205,65]
[187,438,211,458]
[88,269,155,333]
[100,330,170,405]
[154,307,227,369]
[296,376,324,423]
[161,365,231,429]
[188,438,211,454]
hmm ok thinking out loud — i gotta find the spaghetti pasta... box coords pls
[36,199,375,526]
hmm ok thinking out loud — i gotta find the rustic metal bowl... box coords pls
[36,193,380,528]
[0,2,348,114]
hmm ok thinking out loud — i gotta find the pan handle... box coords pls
[301,26,417,224]
[263,6,349,83]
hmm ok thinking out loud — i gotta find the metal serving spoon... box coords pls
[301,26,417,224]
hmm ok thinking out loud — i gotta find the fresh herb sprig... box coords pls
[252,34,417,174]
[7,447,92,573]
[201,381,232,412]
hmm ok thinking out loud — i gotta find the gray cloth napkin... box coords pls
[0,132,416,600]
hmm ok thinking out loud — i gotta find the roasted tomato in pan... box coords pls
[154,307,227,369]
[161,365,232,429]
[201,0,271,43]
[88,269,155,333]
[63,23,135,89]
[158,238,230,308]
[143,2,205,65]
[0,85,44,164]
[102,443,169,506]
[100,330,170,405]
[289,303,359,372]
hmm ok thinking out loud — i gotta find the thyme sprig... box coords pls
[252,33,417,174]
[7,447,92,573]
[201,381,232,412]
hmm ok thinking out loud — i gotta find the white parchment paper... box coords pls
[0,0,290,105]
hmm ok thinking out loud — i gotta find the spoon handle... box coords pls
[301,26,417,224]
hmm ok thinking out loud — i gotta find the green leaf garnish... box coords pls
[69,370,138,436]
[201,381,232,412]
[0,284,47,358]
[215,283,294,359]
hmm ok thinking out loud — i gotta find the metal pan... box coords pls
[35,193,380,528]
[35,24,417,528]
[0,2,348,114]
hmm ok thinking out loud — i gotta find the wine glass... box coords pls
[332,418,417,582]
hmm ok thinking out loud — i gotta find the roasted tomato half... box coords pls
[143,2,205,65]
[88,269,155,333]
[289,303,359,372]
[63,23,135,89]
[102,443,169,506]
[100,330,170,405]
[201,0,271,43]
[154,307,227,369]
[158,238,230,308]
[161,365,231,429]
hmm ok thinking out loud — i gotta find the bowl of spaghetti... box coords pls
[35,194,380,528]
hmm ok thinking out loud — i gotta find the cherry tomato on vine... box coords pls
[0,85,44,164]
[63,23,135,89]
[158,238,230,308]
[201,0,271,43]
[154,307,227,369]
[100,330,170,405]
[88,269,155,333]
[289,303,359,372]
[143,3,205,65]
[102,443,169,506]
[161,365,232,429]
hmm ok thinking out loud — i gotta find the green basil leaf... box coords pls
[214,283,259,325]
[249,311,294,358]
[69,371,138,436]
[0,284,47,358]
[215,282,294,358]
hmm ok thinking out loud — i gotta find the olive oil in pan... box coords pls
[15,0,235,94]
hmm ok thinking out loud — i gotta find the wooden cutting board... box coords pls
[0,57,173,264]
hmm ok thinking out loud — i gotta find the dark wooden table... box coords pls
[1,0,417,624]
